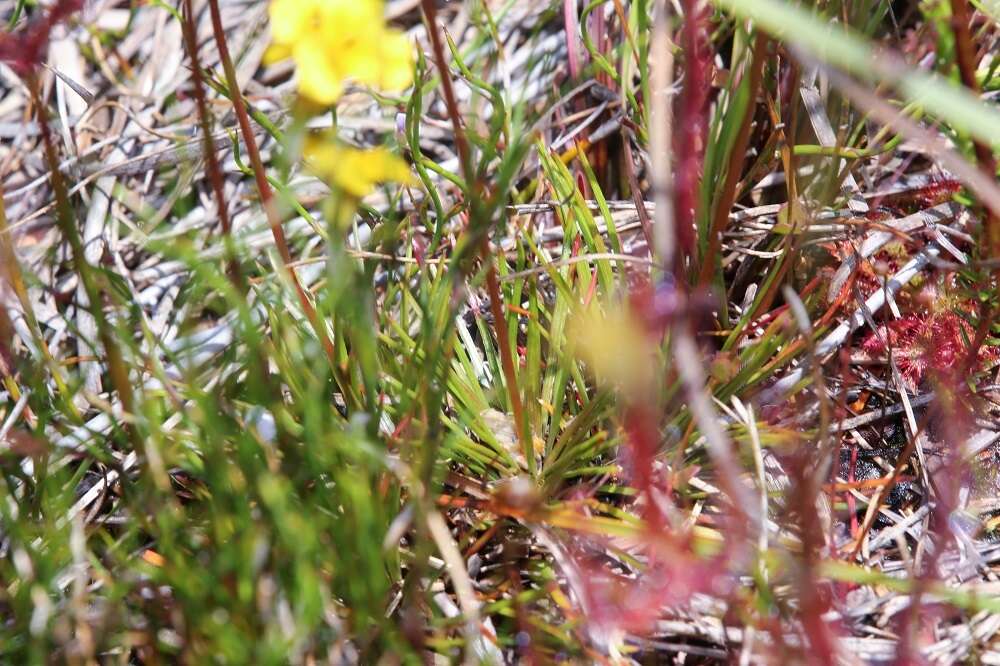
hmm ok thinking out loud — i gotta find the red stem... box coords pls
[949,0,1000,374]
[180,0,244,290]
[204,0,337,367]
[672,0,712,264]
[420,0,530,457]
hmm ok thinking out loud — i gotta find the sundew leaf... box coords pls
[712,0,1000,148]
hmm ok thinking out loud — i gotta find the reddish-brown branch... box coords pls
[949,0,1000,374]
[621,130,656,249]
[484,259,528,459]
[950,0,998,235]
[420,0,530,458]
[419,0,473,184]
[204,0,336,366]
[672,0,712,264]
[180,0,244,290]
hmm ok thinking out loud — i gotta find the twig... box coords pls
[204,0,337,368]
[180,0,244,290]
[420,0,531,467]
[426,510,500,665]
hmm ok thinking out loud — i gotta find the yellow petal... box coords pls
[570,301,656,397]
[302,139,338,176]
[375,30,414,91]
[333,165,376,199]
[267,0,413,103]
[293,39,345,104]
[334,38,382,86]
[335,146,413,198]
[262,43,292,66]
[303,136,413,198]
[267,0,313,44]
[363,146,415,186]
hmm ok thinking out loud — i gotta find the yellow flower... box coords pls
[304,134,413,198]
[264,0,413,105]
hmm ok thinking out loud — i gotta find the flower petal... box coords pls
[304,136,413,198]
[266,0,414,104]
[375,30,413,92]
[262,43,292,66]
[293,39,344,104]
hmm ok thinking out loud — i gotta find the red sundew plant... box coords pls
[8,0,1000,660]
[874,178,962,215]
[820,179,966,305]
[861,308,998,391]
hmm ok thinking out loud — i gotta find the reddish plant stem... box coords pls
[621,130,655,249]
[622,403,661,522]
[484,260,529,449]
[562,0,583,82]
[950,0,999,239]
[672,0,712,265]
[789,467,838,665]
[420,0,529,457]
[949,0,1000,376]
[180,0,243,291]
[204,0,336,368]
[180,0,290,414]
[419,0,472,184]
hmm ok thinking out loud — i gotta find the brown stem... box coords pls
[951,0,1000,231]
[950,0,1000,372]
[180,0,244,291]
[621,129,655,250]
[950,0,997,206]
[419,0,473,185]
[180,0,295,413]
[420,0,530,457]
[204,0,336,369]
[484,256,529,461]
